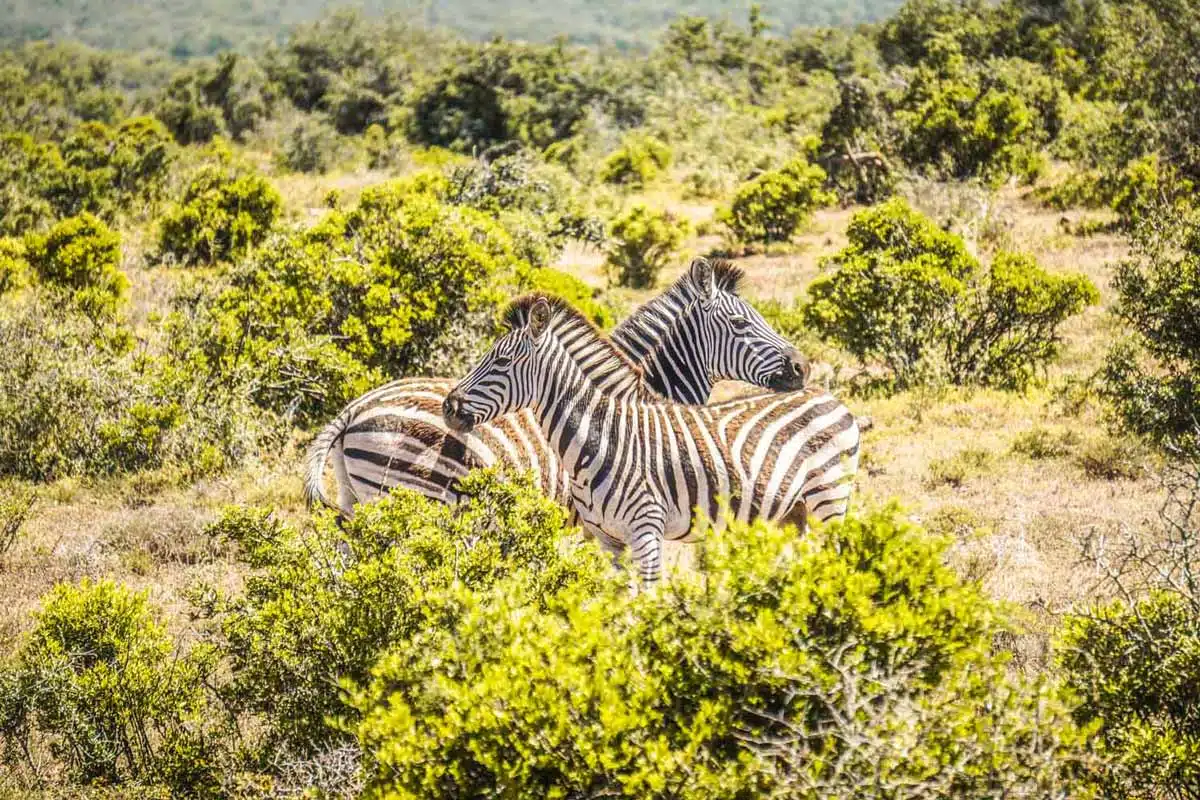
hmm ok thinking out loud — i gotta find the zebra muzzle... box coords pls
[442,392,476,433]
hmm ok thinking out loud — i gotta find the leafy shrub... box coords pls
[1062,592,1200,799]
[155,52,275,144]
[440,152,603,266]
[363,123,405,169]
[54,117,176,218]
[173,188,523,423]
[1062,458,1200,800]
[156,159,281,266]
[716,148,834,244]
[277,116,339,173]
[0,300,266,481]
[0,236,29,295]
[352,506,1089,798]
[1102,209,1200,459]
[1038,154,1195,230]
[1073,435,1143,481]
[804,199,1098,390]
[0,118,174,235]
[0,132,60,235]
[409,40,600,152]
[605,204,689,289]
[598,134,672,188]
[890,41,1058,184]
[925,446,994,488]
[202,470,603,757]
[24,212,128,322]
[0,579,215,789]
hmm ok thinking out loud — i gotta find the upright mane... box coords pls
[711,260,746,294]
[504,294,650,398]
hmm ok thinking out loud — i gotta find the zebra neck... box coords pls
[611,296,713,404]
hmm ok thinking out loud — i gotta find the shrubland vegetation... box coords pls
[1,0,1199,797]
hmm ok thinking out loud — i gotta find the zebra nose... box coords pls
[787,349,810,384]
[443,393,462,421]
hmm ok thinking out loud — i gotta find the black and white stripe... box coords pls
[443,295,860,584]
[305,258,809,517]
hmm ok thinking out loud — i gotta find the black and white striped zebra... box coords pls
[305,258,810,516]
[443,294,860,584]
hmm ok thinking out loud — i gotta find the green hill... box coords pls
[0,0,902,55]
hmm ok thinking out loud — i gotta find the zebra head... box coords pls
[681,258,809,393]
[443,297,555,433]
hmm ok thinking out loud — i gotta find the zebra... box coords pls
[305,257,810,517]
[442,294,860,584]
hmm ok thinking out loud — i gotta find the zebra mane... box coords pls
[711,260,746,295]
[503,294,650,397]
[611,258,745,352]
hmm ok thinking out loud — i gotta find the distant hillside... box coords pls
[0,0,902,56]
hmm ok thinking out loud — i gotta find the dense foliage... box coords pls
[804,199,1098,389]
[717,143,833,243]
[202,470,602,758]
[1102,210,1200,459]
[353,506,1088,798]
[0,579,215,789]
[605,204,689,288]
[171,184,524,424]
[156,152,282,266]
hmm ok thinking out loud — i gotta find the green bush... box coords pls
[1102,209,1200,459]
[409,40,600,152]
[518,266,614,329]
[890,40,1058,184]
[925,446,994,488]
[598,134,672,188]
[54,117,176,218]
[155,52,276,144]
[0,119,174,233]
[156,158,281,266]
[0,579,216,789]
[1061,592,1200,800]
[0,236,29,295]
[352,506,1089,798]
[203,470,602,757]
[803,199,1098,390]
[1038,154,1195,230]
[24,212,128,322]
[605,204,689,289]
[440,152,603,266]
[173,187,523,423]
[0,298,267,481]
[1010,427,1080,460]
[716,148,834,244]
[277,115,339,173]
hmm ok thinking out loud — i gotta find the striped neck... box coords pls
[506,295,649,402]
[611,287,712,404]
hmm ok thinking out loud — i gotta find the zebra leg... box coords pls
[629,510,667,588]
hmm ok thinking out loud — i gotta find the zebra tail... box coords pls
[304,408,352,512]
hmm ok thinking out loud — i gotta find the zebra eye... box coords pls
[731,315,753,331]
[493,356,512,368]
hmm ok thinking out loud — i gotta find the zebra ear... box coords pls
[689,257,715,300]
[528,298,552,340]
